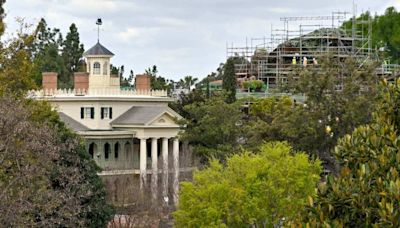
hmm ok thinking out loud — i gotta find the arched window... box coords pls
[103,61,108,75]
[88,143,96,158]
[93,62,101,75]
[114,142,119,159]
[104,143,110,160]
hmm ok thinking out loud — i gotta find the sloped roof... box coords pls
[111,106,172,125]
[83,42,114,57]
[59,112,90,131]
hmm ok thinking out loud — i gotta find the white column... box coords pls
[162,138,169,171]
[162,137,169,206]
[140,138,147,172]
[173,138,179,170]
[151,138,158,202]
[172,138,180,205]
[139,138,147,189]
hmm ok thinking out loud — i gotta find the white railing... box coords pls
[28,88,168,98]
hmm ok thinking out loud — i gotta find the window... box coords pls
[93,62,101,75]
[88,143,96,158]
[104,143,110,160]
[114,143,119,159]
[81,107,95,119]
[101,107,113,119]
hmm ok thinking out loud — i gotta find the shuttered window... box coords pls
[81,107,95,119]
[101,107,113,119]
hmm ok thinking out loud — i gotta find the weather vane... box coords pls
[96,18,102,42]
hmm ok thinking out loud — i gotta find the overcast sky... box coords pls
[3,0,399,80]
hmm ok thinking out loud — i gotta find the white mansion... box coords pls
[30,42,183,187]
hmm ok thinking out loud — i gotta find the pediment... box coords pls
[148,112,179,126]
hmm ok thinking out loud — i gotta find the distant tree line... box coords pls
[343,6,400,63]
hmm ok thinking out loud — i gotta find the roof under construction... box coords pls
[226,11,379,89]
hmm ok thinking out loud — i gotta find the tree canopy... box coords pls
[0,96,114,227]
[222,58,236,103]
[179,95,244,161]
[298,79,400,226]
[174,142,321,227]
[343,7,400,63]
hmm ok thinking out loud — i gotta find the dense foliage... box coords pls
[145,65,173,91]
[0,97,114,227]
[174,142,321,227]
[242,80,264,91]
[169,89,206,119]
[179,95,244,161]
[343,7,400,63]
[297,79,400,226]
[283,56,378,170]
[222,57,236,103]
[30,19,84,88]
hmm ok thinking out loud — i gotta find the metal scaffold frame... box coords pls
[226,9,381,90]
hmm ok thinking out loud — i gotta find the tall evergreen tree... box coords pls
[29,18,66,87]
[62,23,84,88]
[222,58,236,103]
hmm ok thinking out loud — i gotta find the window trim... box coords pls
[93,62,101,75]
[104,143,110,160]
[114,143,119,159]
[101,107,113,119]
[81,107,95,119]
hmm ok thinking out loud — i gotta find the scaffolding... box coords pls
[226,10,379,89]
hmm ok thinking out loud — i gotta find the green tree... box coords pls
[0,96,114,227]
[299,79,400,226]
[180,75,198,89]
[62,23,84,88]
[29,18,66,87]
[145,65,173,91]
[128,69,134,87]
[180,94,244,161]
[169,89,206,119]
[0,24,37,95]
[222,57,236,103]
[120,68,134,88]
[243,96,297,151]
[282,56,379,171]
[31,18,62,57]
[342,7,400,63]
[32,43,67,86]
[174,142,322,227]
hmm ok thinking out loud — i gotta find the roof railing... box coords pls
[28,88,168,98]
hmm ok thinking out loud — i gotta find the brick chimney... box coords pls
[74,72,89,91]
[135,74,151,91]
[42,72,58,90]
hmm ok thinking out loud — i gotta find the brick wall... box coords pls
[74,72,89,91]
[42,72,58,90]
[135,74,151,91]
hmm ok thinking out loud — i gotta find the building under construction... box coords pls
[226,11,393,89]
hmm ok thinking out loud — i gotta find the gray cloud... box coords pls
[4,0,396,80]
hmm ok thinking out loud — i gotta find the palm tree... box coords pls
[183,76,198,89]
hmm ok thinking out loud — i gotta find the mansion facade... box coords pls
[31,42,183,185]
